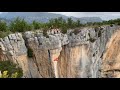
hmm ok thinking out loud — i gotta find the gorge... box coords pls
[0,25,120,78]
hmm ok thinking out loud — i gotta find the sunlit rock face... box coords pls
[0,25,120,78]
[101,30,120,78]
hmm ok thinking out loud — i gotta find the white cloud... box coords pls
[0,12,8,14]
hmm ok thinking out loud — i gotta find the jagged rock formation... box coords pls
[0,25,120,78]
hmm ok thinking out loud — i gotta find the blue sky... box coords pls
[1,12,120,20]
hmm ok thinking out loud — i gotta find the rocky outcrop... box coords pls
[101,29,120,78]
[0,25,120,78]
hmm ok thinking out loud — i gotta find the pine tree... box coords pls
[0,20,7,32]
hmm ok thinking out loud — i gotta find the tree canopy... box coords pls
[0,17,120,38]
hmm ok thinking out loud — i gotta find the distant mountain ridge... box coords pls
[79,17,103,23]
[0,12,103,24]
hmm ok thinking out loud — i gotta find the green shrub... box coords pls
[32,21,41,29]
[73,28,80,35]
[27,24,33,31]
[94,26,99,32]
[0,61,23,78]
[43,29,49,38]
[0,31,12,38]
[27,47,34,58]
[61,29,67,34]
[0,71,19,78]
[61,26,67,34]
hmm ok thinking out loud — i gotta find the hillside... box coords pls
[0,12,103,23]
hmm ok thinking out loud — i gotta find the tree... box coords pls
[67,18,73,28]
[32,20,41,29]
[61,26,67,34]
[76,19,81,27]
[58,17,64,27]
[54,18,58,28]
[9,17,30,32]
[49,19,55,28]
[0,20,7,32]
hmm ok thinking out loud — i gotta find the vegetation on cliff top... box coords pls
[0,17,120,38]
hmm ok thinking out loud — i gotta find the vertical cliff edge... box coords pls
[0,25,120,78]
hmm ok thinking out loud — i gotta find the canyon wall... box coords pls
[0,25,120,78]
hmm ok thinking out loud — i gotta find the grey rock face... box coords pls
[0,25,120,78]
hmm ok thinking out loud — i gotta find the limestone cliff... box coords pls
[101,29,120,78]
[0,25,120,78]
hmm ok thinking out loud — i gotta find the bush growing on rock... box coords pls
[27,47,34,58]
[73,28,80,35]
[43,29,49,38]
[0,31,12,38]
[0,70,19,78]
[0,20,11,38]
[0,61,23,78]
[61,26,67,34]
